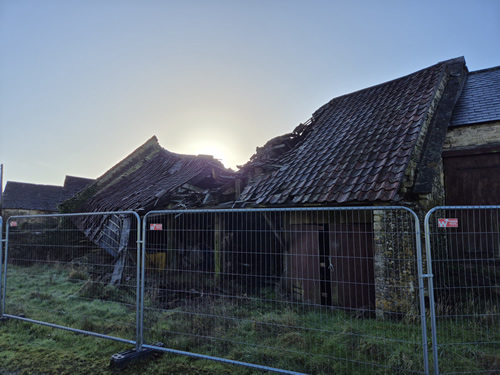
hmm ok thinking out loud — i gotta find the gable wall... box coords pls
[400,74,448,197]
[444,121,500,149]
[398,74,449,216]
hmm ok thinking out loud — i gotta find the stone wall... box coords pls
[400,73,448,197]
[373,209,420,318]
[444,121,500,150]
[371,71,452,318]
[2,209,59,230]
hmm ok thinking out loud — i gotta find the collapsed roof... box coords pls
[58,136,237,268]
[60,135,237,214]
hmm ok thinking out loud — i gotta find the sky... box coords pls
[1,0,499,190]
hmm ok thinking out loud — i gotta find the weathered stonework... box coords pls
[373,209,419,318]
[372,71,452,318]
[2,209,59,228]
[400,72,448,196]
[373,61,469,318]
[444,121,500,150]
[417,158,446,214]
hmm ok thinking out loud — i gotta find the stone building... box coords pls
[443,66,500,205]
[236,57,498,314]
[31,57,498,315]
[2,181,63,220]
[1,176,94,229]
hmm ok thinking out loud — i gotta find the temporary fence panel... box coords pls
[2,212,141,347]
[0,216,3,318]
[142,207,428,374]
[425,206,500,375]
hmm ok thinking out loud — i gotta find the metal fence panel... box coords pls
[425,206,500,375]
[1,216,4,318]
[3,212,141,347]
[142,207,427,374]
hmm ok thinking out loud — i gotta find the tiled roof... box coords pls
[60,175,95,202]
[240,58,462,205]
[64,136,236,213]
[2,181,63,211]
[450,66,500,126]
[79,149,232,212]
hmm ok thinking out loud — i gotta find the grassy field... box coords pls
[0,264,498,374]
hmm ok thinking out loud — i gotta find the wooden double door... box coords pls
[290,223,375,309]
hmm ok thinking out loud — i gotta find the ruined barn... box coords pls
[59,136,237,283]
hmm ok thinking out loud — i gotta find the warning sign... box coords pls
[9,221,17,227]
[150,224,163,231]
[438,218,458,228]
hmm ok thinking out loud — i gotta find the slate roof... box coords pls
[240,58,465,205]
[2,181,63,211]
[60,176,95,202]
[450,66,500,126]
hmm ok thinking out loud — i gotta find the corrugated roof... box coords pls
[450,66,500,126]
[2,181,63,211]
[240,58,463,205]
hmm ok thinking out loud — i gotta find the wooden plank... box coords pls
[110,217,132,285]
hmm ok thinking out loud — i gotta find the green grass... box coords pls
[1,264,498,374]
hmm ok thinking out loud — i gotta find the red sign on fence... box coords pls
[9,221,17,227]
[150,223,163,231]
[438,218,458,228]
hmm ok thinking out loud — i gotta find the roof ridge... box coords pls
[5,181,63,188]
[240,57,467,205]
[313,57,463,121]
[468,65,500,75]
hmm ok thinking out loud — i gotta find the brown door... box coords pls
[443,148,500,205]
[290,223,374,309]
[329,223,375,309]
[289,224,322,305]
[442,148,500,286]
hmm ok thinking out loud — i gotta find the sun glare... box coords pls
[188,141,231,169]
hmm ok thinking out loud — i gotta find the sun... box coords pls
[188,141,231,168]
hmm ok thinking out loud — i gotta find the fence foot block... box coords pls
[110,343,164,369]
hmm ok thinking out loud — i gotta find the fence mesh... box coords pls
[142,207,427,374]
[1,216,3,318]
[4,207,500,373]
[3,212,140,345]
[425,206,500,374]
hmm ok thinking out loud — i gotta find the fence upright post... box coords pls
[137,212,144,352]
[424,208,440,375]
[1,217,8,320]
[404,208,430,375]
[0,216,3,319]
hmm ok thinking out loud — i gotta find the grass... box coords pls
[0,264,498,374]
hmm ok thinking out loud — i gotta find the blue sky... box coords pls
[1,0,499,189]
